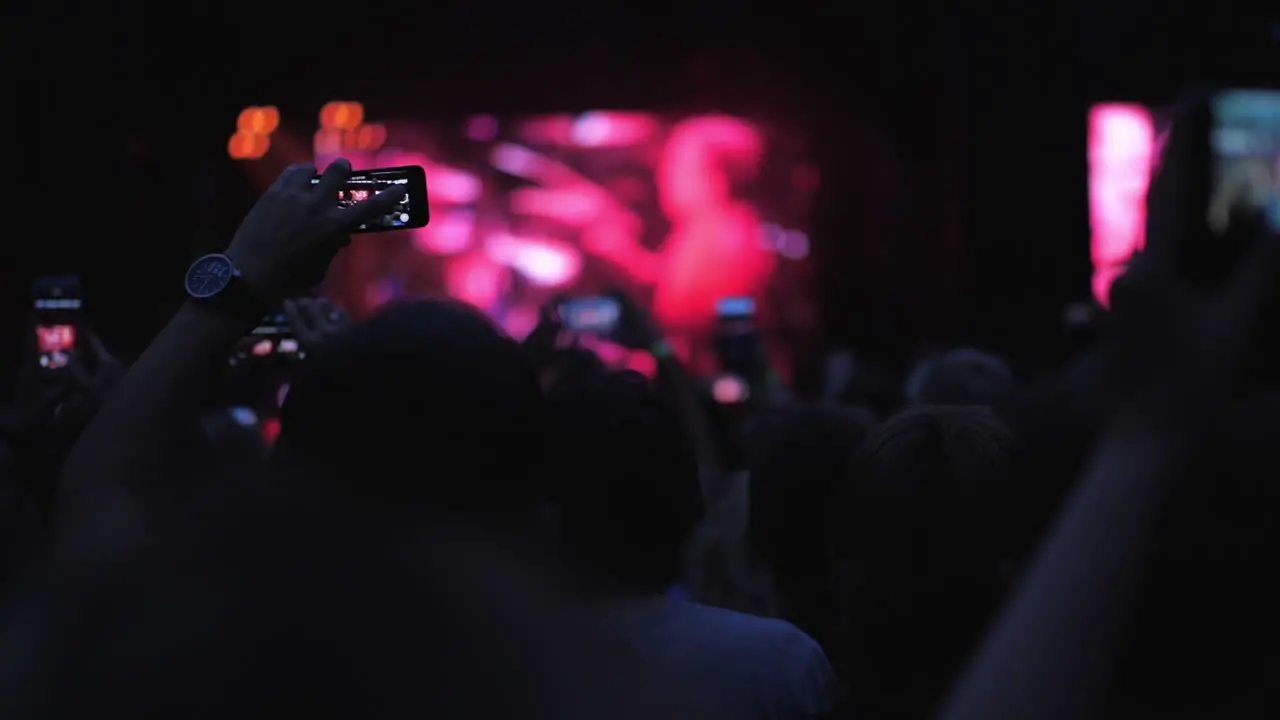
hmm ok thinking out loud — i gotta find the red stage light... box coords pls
[228,132,271,160]
[237,106,280,135]
[320,101,364,131]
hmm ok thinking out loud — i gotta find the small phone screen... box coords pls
[229,312,303,365]
[1210,90,1280,234]
[32,276,82,371]
[35,324,77,370]
[309,165,428,233]
[716,297,756,319]
[560,297,621,335]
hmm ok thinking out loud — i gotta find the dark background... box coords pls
[2,2,1276,398]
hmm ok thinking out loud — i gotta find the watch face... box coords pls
[186,255,234,298]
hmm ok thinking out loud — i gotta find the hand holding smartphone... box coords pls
[309,165,429,233]
[558,296,622,337]
[1209,89,1280,235]
[31,276,82,373]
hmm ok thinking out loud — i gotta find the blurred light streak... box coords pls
[428,167,482,204]
[484,233,582,287]
[1088,103,1155,306]
[490,143,543,177]
[412,210,475,255]
[571,111,659,147]
[510,187,601,223]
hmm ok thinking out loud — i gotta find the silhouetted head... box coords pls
[0,498,723,719]
[274,299,546,514]
[833,405,1013,717]
[746,403,876,639]
[903,348,1015,416]
[544,370,704,593]
[541,346,606,392]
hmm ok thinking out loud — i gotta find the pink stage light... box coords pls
[571,111,659,147]
[445,254,507,310]
[1088,103,1156,306]
[510,187,602,224]
[413,210,475,255]
[427,167,482,204]
[466,114,499,142]
[490,143,542,177]
[484,233,582,288]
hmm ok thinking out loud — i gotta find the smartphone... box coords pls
[716,297,756,319]
[310,165,429,233]
[31,276,82,372]
[559,296,621,335]
[229,311,304,366]
[1209,89,1280,234]
[714,296,760,376]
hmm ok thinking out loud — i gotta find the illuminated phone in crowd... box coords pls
[229,311,304,367]
[713,296,759,379]
[31,275,82,373]
[1209,89,1280,235]
[310,165,430,233]
[559,296,622,336]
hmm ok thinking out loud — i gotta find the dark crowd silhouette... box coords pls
[2,102,1280,719]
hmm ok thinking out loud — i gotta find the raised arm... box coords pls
[941,108,1280,720]
[58,160,404,527]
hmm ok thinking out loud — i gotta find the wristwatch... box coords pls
[183,253,265,319]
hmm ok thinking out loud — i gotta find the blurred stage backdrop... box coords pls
[242,106,818,372]
[5,3,1275,397]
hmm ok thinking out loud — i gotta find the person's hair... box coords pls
[832,404,1013,718]
[544,370,704,593]
[903,347,1015,415]
[745,403,876,642]
[273,299,546,514]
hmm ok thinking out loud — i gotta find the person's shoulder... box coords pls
[671,601,831,669]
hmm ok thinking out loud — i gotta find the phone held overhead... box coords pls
[309,165,430,233]
[31,275,82,373]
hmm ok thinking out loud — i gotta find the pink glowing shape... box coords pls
[413,210,475,255]
[1089,104,1156,306]
[576,115,773,336]
[491,143,543,178]
[428,167,482,204]
[445,253,506,311]
[484,233,582,288]
[510,187,603,224]
[571,111,659,147]
[466,115,499,142]
[652,116,771,330]
[516,115,577,146]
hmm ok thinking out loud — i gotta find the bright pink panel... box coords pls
[1088,103,1156,306]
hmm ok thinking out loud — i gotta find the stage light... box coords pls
[355,123,387,151]
[228,132,271,160]
[237,106,280,135]
[320,101,364,131]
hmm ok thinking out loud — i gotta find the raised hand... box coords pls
[521,297,565,371]
[608,289,663,352]
[1108,105,1280,425]
[226,159,404,300]
[283,297,349,355]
